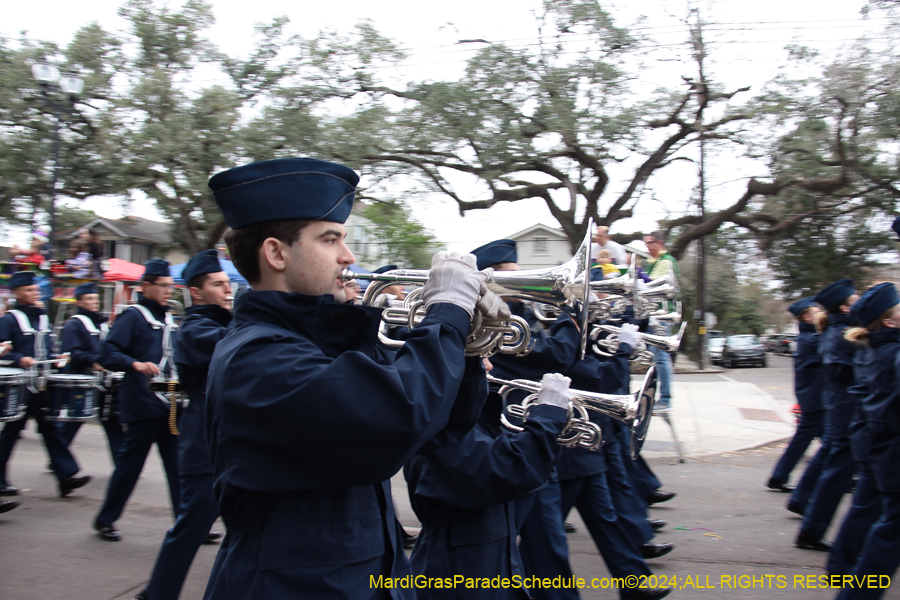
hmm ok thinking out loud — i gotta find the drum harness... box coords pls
[71,314,117,421]
[129,305,181,435]
[7,309,51,394]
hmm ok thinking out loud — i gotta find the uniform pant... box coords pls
[835,491,900,600]
[517,480,578,600]
[801,400,856,540]
[144,473,219,600]
[828,464,882,577]
[791,419,832,512]
[559,472,652,583]
[770,409,825,486]
[61,413,125,467]
[0,395,80,485]
[609,423,654,545]
[630,455,662,503]
[96,417,179,527]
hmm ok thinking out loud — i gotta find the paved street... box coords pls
[2,352,897,599]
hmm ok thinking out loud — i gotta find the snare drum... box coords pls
[101,372,124,422]
[0,367,26,422]
[46,374,98,422]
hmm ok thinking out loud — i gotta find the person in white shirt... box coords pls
[591,226,627,266]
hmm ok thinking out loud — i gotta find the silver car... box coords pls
[708,337,726,365]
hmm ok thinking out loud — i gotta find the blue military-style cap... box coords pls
[471,239,517,271]
[788,297,817,317]
[893,216,900,241]
[814,279,855,312]
[9,271,36,289]
[208,158,359,230]
[373,265,398,274]
[853,283,900,328]
[74,283,97,298]
[183,250,223,285]
[144,259,170,278]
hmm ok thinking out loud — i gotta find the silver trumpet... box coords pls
[590,321,688,365]
[490,367,658,458]
[343,220,595,358]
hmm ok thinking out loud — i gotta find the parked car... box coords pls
[708,337,726,365]
[721,335,767,368]
[778,334,797,355]
[764,334,783,353]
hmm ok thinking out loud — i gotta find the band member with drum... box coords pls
[136,250,231,600]
[202,157,503,599]
[94,260,180,542]
[0,271,91,497]
[58,282,124,466]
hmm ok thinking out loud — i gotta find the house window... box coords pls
[533,236,548,256]
[131,244,151,265]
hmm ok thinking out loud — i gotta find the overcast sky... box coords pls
[3,0,887,251]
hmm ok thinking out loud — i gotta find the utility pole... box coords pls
[692,10,708,370]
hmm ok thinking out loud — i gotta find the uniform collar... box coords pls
[829,313,852,326]
[186,303,233,327]
[869,327,900,347]
[234,289,384,358]
[138,295,168,320]
[799,322,817,333]
[12,303,44,320]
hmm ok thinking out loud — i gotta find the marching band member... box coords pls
[58,282,124,466]
[135,250,232,600]
[94,260,180,542]
[202,157,504,599]
[404,366,570,600]
[835,283,900,600]
[467,240,582,600]
[794,279,859,551]
[0,271,90,498]
[767,298,825,493]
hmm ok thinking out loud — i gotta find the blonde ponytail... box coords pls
[813,311,830,333]
[844,327,870,345]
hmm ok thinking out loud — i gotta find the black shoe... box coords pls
[622,587,671,600]
[649,519,667,531]
[564,522,576,533]
[0,499,19,514]
[0,484,20,496]
[59,475,91,498]
[647,490,676,505]
[787,502,804,516]
[93,518,121,542]
[204,531,223,544]
[795,532,831,551]
[767,478,795,493]
[639,542,674,559]
[133,593,149,600]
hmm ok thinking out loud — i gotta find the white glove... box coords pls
[421,252,489,317]
[636,280,648,291]
[618,323,639,349]
[648,316,660,328]
[537,373,573,409]
[476,279,512,321]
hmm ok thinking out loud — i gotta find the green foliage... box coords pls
[360,201,444,269]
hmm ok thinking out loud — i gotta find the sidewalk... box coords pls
[640,371,796,462]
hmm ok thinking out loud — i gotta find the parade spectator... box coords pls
[66,242,93,278]
[642,231,678,411]
[592,225,627,265]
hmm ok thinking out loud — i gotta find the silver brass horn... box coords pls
[343,219,595,358]
[591,321,687,365]
[490,367,658,459]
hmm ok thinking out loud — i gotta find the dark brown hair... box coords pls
[224,220,311,285]
[187,273,211,290]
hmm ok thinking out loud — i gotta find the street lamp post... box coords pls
[31,63,84,256]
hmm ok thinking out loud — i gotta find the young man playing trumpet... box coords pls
[202,157,507,599]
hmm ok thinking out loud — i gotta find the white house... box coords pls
[504,223,572,270]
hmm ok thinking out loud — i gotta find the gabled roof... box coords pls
[505,223,569,240]
[65,216,173,245]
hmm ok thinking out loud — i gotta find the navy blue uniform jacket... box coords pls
[819,314,856,421]
[99,297,171,423]
[203,290,481,600]
[175,304,231,476]
[793,322,824,413]
[60,308,107,375]
[0,304,55,368]
[404,395,566,600]
[858,328,900,491]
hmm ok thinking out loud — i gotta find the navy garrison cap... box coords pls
[815,279,855,312]
[74,283,97,299]
[143,259,170,278]
[471,239,517,271]
[893,216,900,241]
[183,250,223,285]
[373,265,398,274]
[9,271,36,289]
[788,297,817,317]
[853,283,900,328]
[208,158,359,229]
